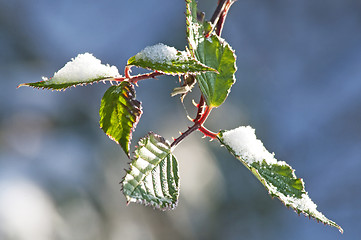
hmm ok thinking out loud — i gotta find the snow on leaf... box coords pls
[127,43,216,75]
[218,126,343,233]
[221,126,277,165]
[99,82,142,157]
[122,132,179,210]
[18,53,121,90]
[134,43,188,63]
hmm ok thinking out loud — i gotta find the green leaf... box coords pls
[218,126,343,233]
[127,43,216,75]
[185,0,203,53]
[186,0,237,107]
[99,82,142,156]
[18,53,121,91]
[194,35,237,107]
[19,77,117,91]
[122,132,179,210]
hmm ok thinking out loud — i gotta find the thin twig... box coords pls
[206,0,237,37]
[199,125,217,139]
[129,71,163,84]
[210,0,228,25]
[192,95,206,123]
[171,0,237,148]
[171,124,199,148]
[113,71,164,85]
[171,99,216,149]
[215,0,236,36]
[124,65,132,79]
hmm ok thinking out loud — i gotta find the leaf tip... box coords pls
[17,83,27,88]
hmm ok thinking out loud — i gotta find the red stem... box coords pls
[196,105,218,139]
[113,71,164,84]
[132,0,236,148]
[199,125,218,139]
[129,71,163,84]
[171,124,199,148]
[215,0,235,36]
[171,96,217,148]
[205,0,236,38]
[124,66,131,79]
[197,104,212,125]
[192,95,206,123]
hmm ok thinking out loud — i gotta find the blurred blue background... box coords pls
[1,0,360,239]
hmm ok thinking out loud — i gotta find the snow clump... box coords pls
[44,53,120,84]
[221,126,279,165]
[134,43,188,64]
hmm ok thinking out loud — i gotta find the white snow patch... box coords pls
[222,125,342,232]
[282,192,328,222]
[266,181,329,223]
[44,53,120,84]
[289,194,318,213]
[222,126,278,165]
[135,43,188,64]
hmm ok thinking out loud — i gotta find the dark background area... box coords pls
[1,0,360,239]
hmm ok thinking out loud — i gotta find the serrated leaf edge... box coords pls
[195,35,237,107]
[251,163,343,233]
[121,132,179,211]
[99,82,142,157]
[18,77,119,91]
[127,57,217,76]
[217,131,343,233]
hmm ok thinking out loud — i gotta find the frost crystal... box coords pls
[135,43,188,64]
[46,53,120,84]
[222,126,278,165]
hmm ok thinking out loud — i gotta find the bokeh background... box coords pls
[1,0,360,239]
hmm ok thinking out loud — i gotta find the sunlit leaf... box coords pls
[194,35,237,107]
[18,53,120,91]
[218,126,343,233]
[186,0,203,53]
[186,0,236,107]
[127,43,215,75]
[122,132,179,210]
[99,82,142,156]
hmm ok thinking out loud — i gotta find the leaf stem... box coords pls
[210,0,228,26]
[195,103,218,139]
[197,104,212,125]
[129,71,164,84]
[171,95,217,149]
[171,124,199,148]
[114,71,164,85]
[124,66,132,79]
[199,125,218,139]
[215,0,235,36]
[192,95,206,123]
